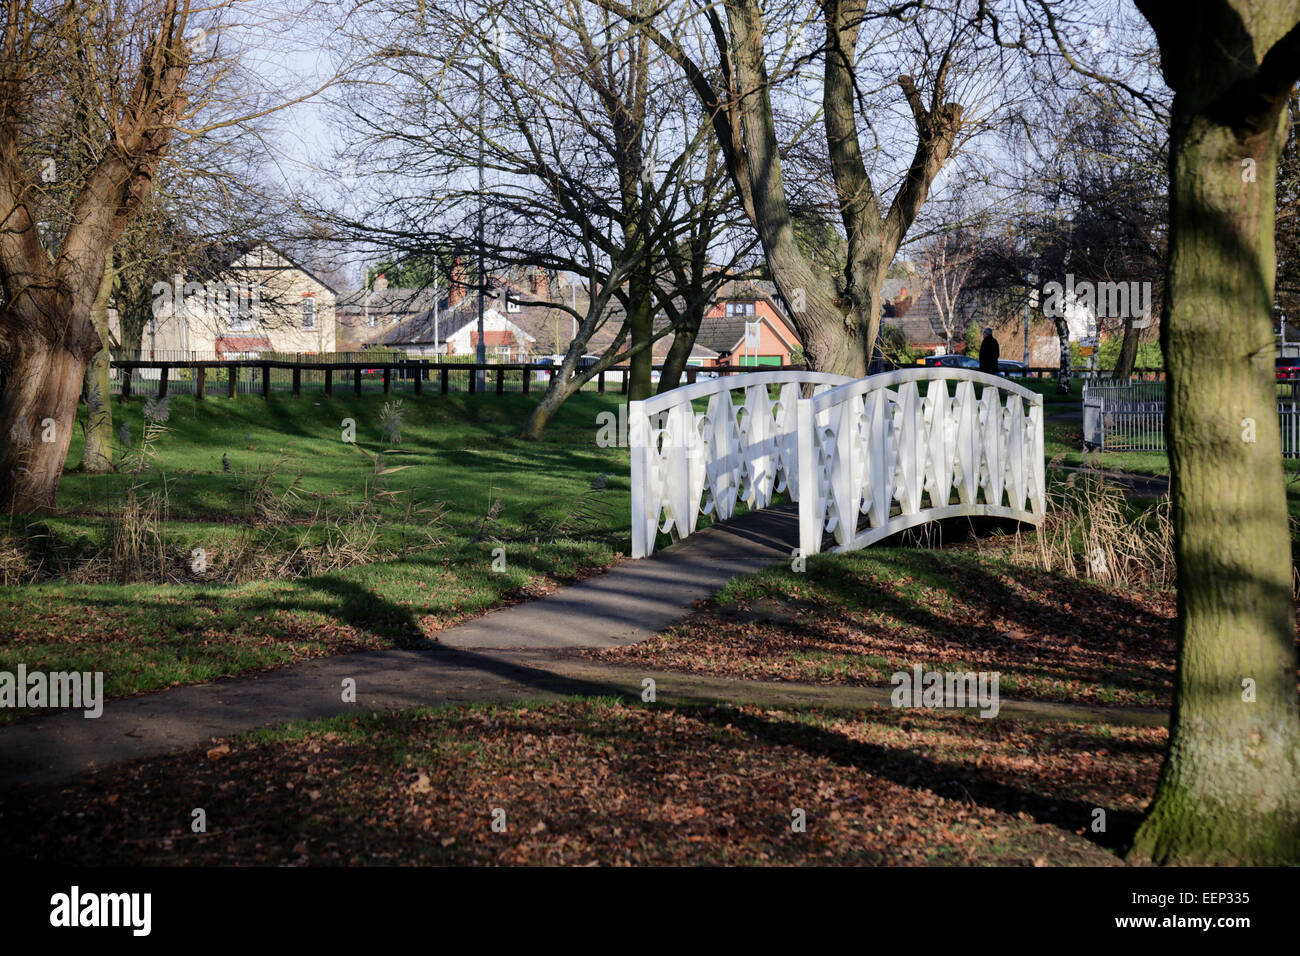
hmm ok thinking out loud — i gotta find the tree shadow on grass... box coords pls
[727,539,1175,701]
[676,703,1146,855]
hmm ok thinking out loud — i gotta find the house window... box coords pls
[726,301,756,316]
[367,311,377,328]
[301,298,316,330]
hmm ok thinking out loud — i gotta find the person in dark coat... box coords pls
[978,327,1000,374]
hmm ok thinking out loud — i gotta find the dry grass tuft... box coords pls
[1018,457,1174,589]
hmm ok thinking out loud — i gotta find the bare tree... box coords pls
[591,0,1006,375]
[324,0,754,432]
[0,1,191,511]
[916,225,980,351]
[1123,0,1300,865]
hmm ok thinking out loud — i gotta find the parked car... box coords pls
[998,359,1028,376]
[923,354,979,369]
[1276,355,1300,379]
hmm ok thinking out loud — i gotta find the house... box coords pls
[881,277,964,353]
[369,296,539,360]
[334,273,440,352]
[695,278,802,367]
[366,264,564,360]
[351,266,801,369]
[138,243,337,358]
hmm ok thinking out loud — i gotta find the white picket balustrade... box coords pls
[628,371,854,558]
[796,367,1046,555]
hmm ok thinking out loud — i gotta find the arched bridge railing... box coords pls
[629,370,854,558]
[796,368,1046,555]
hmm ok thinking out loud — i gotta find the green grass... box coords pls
[54,391,625,522]
[0,392,638,716]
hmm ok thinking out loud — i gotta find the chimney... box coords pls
[449,258,466,308]
[530,269,550,301]
[373,273,389,292]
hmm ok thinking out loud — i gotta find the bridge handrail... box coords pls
[636,369,853,416]
[629,370,854,558]
[809,366,1045,412]
[797,367,1046,556]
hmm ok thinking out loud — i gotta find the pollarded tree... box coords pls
[0,1,191,511]
[593,0,1005,375]
[0,0,339,509]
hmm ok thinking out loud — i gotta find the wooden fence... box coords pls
[106,357,1151,402]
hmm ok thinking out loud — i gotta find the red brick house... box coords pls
[696,279,802,367]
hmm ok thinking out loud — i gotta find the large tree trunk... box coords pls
[724,0,865,377]
[657,307,704,393]
[0,0,187,513]
[1110,314,1141,381]
[627,285,654,401]
[0,337,88,513]
[1127,33,1300,862]
[80,254,116,473]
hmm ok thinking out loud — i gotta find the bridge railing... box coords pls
[628,370,854,558]
[796,368,1046,555]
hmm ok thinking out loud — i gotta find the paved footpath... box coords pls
[0,504,1163,791]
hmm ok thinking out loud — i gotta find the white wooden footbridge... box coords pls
[629,368,1046,559]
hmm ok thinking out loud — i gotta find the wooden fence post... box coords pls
[158,365,169,399]
[195,366,206,400]
[383,366,391,394]
[291,367,301,396]
[324,367,333,396]
[228,366,237,398]
[522,365,530,394]
[413,362,423,395]
[262,363,271,399]
[354,367,362,395]
[496,367,505,395]
[598,370,605,393]
[441,367,449,394]
[120,367,132,404]
[469,365,477,394]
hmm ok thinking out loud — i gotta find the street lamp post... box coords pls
[1024,272,1038,366]
[475,62,487,392]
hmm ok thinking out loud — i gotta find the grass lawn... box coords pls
[1044,417,1172,476]
[585,541,1180,708]
[0,697,1158,865]
[0,392,635,718]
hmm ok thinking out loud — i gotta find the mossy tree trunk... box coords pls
[1129,0,1300,865]
[80,253,116,474]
